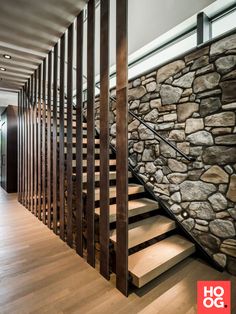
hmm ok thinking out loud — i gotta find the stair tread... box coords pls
[95,197,159,222]
[72,171,132,182]
[110,215,176,249]
[60,138,100,144]
[71,159,116,167]
[128,234,195,288]
[64,147,108,154]
[84,184,145,201]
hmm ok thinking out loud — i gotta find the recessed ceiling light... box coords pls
[0,67,6,71]
[3,54,11,59]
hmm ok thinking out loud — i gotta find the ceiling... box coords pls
[0,0,216,101]
[0,0,87,91]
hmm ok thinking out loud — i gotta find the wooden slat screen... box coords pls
[18,0,129,296]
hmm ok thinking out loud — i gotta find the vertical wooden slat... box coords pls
[116,0,128,296]
[34,70,38,216]
[86,0,95,267]
[59,34,65,240]
[42,59,47,224]
[27,78,31,211]
[47,51,52,228]
[76,10,84,256]
[22,86,26,206]
[20,89,23,203]
[24,84,27,207]
[26,79,30,209]
[30,74,34,213]
[53,43,58,233]
[18,90,22,203]
[66,23,74,247]
[38,64,42,219]
[99,0,110,279]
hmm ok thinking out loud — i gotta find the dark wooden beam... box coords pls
[26,79,30,210]
[22,87,25,206]
[34,70,38,216]
[116,0,128,296]
[30,74,34,213]
[66,23,74,247]
[53,43,58,234]
[99,0,110,280]
[86,0,95,267]
[47,51,52,228]
[42,58,47,224]
[38,64,42,220]
[59,34,65,240]
[76,11,84,256]
[18,90,22,203]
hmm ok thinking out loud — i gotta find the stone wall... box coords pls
[85,32,236,274]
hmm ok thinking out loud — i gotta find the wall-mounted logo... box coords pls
[197,281,231,314]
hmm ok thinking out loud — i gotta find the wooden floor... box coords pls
[0,187,235,314]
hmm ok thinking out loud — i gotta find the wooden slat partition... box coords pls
[17,0,130,297]
[47,52,52,228]
[34,70,38,216]
[42,59,47,224]
[59,35,65,240]
[53,43,58,234]
[116,0,129,296]
[76,11,84,256]
[99,0,110,280]
[38,65,42,219]
[66,23,74,247]
[86,0,95,267]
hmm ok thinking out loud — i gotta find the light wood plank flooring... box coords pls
[0,188,235,314]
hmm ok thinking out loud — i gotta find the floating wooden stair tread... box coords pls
[81,138,100,145]
[64,147,107,154]
[56,123,87,131]
[71,159,116,167]
[85,184,145,201]
[57,129,87,135]
[110,215,176,249]
[95,198,159,223]
[72,171,132,182]
[62,138,100,145]
[128,235,195,288]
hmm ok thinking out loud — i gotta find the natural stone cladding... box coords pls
[84,32,236,274]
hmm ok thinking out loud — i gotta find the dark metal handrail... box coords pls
[59,80,194,162]
[128,110,194,161]
[97,84,194,162]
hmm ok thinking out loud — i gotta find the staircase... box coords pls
[60,107,196,289]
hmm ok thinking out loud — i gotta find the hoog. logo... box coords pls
[197,281,231,314]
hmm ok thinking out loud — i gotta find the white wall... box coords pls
[0,91,18,115]
[80,0,216,79]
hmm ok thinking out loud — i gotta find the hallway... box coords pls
[0,188,235,314]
